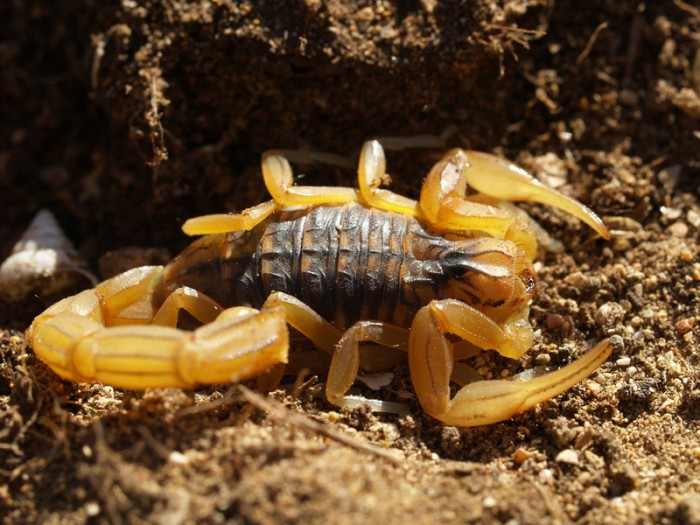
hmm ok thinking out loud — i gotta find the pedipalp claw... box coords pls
[464,151,611,240]
[434,339,612,426]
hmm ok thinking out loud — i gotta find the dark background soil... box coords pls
[1,1,699,524]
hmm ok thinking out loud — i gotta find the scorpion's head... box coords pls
[436,237,536,316]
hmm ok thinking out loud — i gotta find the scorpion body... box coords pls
[27,141,611,426]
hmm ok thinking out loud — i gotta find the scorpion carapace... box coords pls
[28,141,612,426]
[435,238,537,317]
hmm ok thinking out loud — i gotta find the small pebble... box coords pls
[546,313,574,333]
[513,447,532,464]
[660,206,682,219]
[609,334,625,350]
[574,425,594,450]
[595,302,625,327]
[539,469,554,482]
[85,502,100,517]
[555,449,580,465]
[668,221,688,238]
[688,209,700,228]
[168,451,189,465]
[675,318,692,335]
[482,496,497,508]
[658,165,681,191]
[619,89,639,106]
[616,356,631,367]
[586,381,603,395]
[564,272,587,288]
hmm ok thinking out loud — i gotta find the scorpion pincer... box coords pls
[28,141,612,426]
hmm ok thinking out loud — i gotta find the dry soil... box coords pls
[1,1,699,524]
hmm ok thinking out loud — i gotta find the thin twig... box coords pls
[483,24,547,36]
[673,0,700,18]
[576,22,608,66]
[175,386,240,417]
[237,385,403,465]
[623,12,645,86]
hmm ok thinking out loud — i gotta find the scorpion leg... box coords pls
[28,266,289,389]
[325,320,409,406]
[182,200,277,236]
[152,286,222,326]
[182,143,369,236]
[247,292,342,393]
[408,299,612,426]
[262,292,343,353]
[356,140,423,216]
[261,150,361,206]
[259,293,409,410]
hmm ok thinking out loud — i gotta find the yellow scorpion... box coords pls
[28,141,612,426]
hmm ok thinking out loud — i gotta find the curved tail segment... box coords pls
[27,266,289,390]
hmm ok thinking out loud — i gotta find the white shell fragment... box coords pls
[555,449,580,465]
[0,209,96,302]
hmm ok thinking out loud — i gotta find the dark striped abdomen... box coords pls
[166,203,446,329]
[234,204,442,328]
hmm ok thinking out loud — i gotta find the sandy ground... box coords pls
[1,1,699,523]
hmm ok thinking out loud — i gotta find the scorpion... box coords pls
[28,141,612,426]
